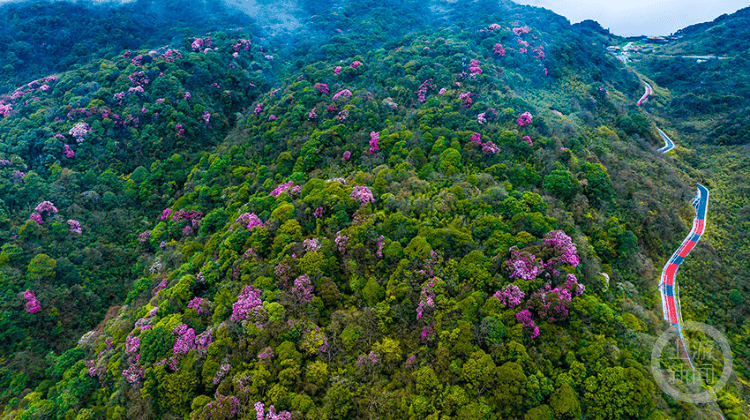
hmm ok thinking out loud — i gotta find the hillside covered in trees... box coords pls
[0,0,748,419]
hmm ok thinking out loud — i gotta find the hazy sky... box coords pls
[512,0,749,36]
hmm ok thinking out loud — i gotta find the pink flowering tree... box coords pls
[416,79,436,103]
[369,131,380,153]
[468,59,482,74]
[24,290,41,314]
[517,111,533,127]
[67,219,82,234]
[231,286,267,327]
[350,186,374,205]
[493,43,506,56]
[416,278,437,320]
[292,275,314,303]
[314,83,329,94]
[332,89,352,101]
[69,122,90,144]
[494,284,524,307]
[470,132,482,145]
[506,247,543,280]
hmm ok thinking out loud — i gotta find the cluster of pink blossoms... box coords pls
[517,111,533,126]
[459,92,473,107]
[332,89,352,101]
[335,109,349,121]
[369,131,380,153]
[191,37,212,51]
[67,219,82,234]
[350,60,362,68]
[335,231,348,253]
[231,286,267,327]
[255,402,291,420]
[258,347,274,360]
[513,26,531,36]
[470,132,482,145]
[69,122,90,144]
[24,290,41,313]
[494,284,525,307]
[523,135,533,146]
[506,247,544,280]
[356,351,379,365]
[172,324,196,354]
[63,144,75,158]
[292,275,314,303]
[308,107,317,120]
[303,238,321,253]
[493,44,506,58]
[416,278,437,319]
[314,83,329,94]
[416,78,436,103]
[350,186,374,205]
[543,230,580,268]
[481,141,499,154]
[254,103,263,115]
[516,309,539,338]
[468,59,483,74]
[342,150,351,161]
[188,297,210,314]
[333,66,342,75]
[270,181,300,197]
[0,103,12,118]
[125,335,140,353]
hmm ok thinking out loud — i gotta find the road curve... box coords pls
[657,127,675,153]
[637,82,652,106]
[658,184,708,340]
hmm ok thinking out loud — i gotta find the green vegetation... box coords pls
[0,1,748,419]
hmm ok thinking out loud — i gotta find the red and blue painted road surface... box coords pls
[659,184,708,329]
[637,82,652,106]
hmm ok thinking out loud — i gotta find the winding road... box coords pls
[656,127,675,153]
[637,81,652,106]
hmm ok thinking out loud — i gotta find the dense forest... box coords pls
[0,0,748,419]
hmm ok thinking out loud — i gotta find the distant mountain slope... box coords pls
[0,0,260,94]
[662,5,750,54]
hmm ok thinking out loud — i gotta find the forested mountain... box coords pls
[0,1,747,419]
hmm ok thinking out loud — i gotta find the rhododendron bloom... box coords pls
[69,122,91,144]
[24,290,41,313]
[268,115,277,122]
[254,103,263,114]
[416,79,436,103]
[63,144,75,158]
[477,113,487,125]
[438,88,447,95]
[369,131,380,153]
[470,132,482,144]
[468,59,482,74]
[172,324,196,354]
[350,60,362,68]
[292,275,314,303]
[35,201,58,215]
[335,109,349,121]
[308,107,317,120]
[334,66,342,75]
[513,26,530,36]
[489,23,501,30]
[0,103,13,117]
[523,135,533,146]
[125,335,140,353]
[416,278,437,319]
[342,150,351,161]
[517,111,533,126]
[519,47,527,54]
[314,83,329,94]
[494,284,525,307]
[67,219,82,234]
[332,89,352,101]
[270,181,299,197]
[506,247,543,280]
[335,231,348,252]
[231,286,266,326]
[482,141,500,154]
[351,186,374,205]
[202,111,210,123]
[459,92,473,107]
